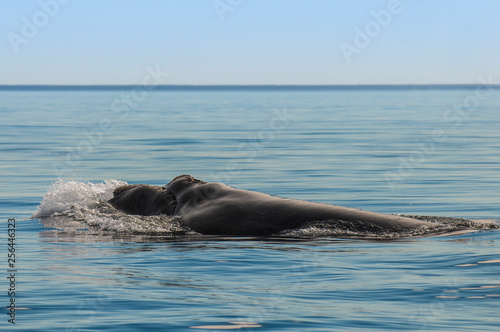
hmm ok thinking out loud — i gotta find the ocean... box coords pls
[1,86,500,331]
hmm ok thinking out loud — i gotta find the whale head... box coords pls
[108,175,207,216]
[108,184,177,216]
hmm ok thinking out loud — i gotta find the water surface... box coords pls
[1,86,499,331]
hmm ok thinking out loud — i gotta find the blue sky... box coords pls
[1,0,499,85]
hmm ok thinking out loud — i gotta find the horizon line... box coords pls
[1,83,499,91]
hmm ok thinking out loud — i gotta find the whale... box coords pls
[106,174,485,237]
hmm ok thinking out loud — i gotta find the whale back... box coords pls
[167,181,435,236]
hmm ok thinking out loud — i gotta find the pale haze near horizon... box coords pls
[1,0,499,85]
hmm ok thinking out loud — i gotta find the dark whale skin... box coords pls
[108,175,436,236]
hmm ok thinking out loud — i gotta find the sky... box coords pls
[1,0,499,85]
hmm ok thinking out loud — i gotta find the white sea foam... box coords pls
[33,180,187,235]
[33,179,125,218]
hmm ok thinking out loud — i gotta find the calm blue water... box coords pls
[1,87,500,331]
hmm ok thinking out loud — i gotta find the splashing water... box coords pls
[33,179,124,217]
[32,180,188,235]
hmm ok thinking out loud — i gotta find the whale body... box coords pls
[107,174,458,236]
